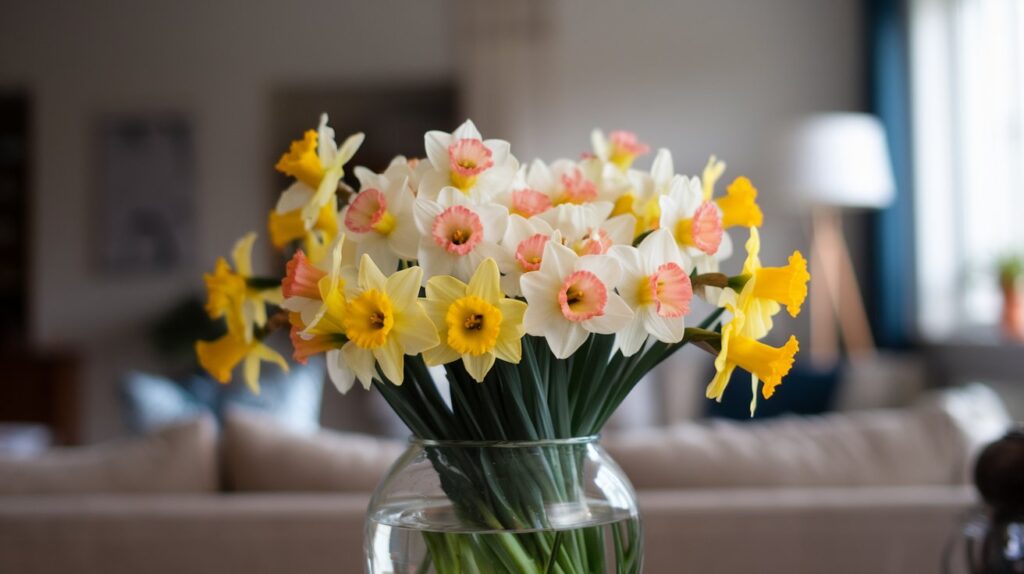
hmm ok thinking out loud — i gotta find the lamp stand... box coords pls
[809,206,876,367]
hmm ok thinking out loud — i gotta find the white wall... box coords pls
[0,0,862,439]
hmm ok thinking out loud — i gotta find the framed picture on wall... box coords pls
[94,113,195,274]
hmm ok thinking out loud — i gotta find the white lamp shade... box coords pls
[780,113,896,209]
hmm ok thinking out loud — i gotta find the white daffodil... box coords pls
[590,129,651,171]
[579,156,632,205]
[498,214,557,297]
[418,119,518,203]
[342,170,418,274]
[520,240,633,359]
[658,173,731,274]
[495,166,554,219]
[609,229,694,356]
[523,158,601,206]
[414,187,510,283]
[365,155,431,196]
[538,202,635,256]
[613,148,677,236]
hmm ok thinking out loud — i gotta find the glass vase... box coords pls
[365,436,642,573]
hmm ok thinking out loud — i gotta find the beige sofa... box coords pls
[0,384,1008,574]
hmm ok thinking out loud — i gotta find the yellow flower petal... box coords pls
[231,233,257,278]
[275,130,324,189]
[467,258,502,304]
[385,265,424,312]
[462,352,496,383]
[373,336,405,385]
[426,275,468,305]
[394,303,440,356]
[358,254,388,292]
[195,334,250,384]
[717,176,764,229]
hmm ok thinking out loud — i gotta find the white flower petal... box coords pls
[616,316,649,357]
[650,149,674,186]
[645,308,685,343]
[477,204,510,243]
[541,240,578,280]
[326,349,357,394]
[359,237,400,275]
[342,344,377,390]
[547,320,589,359]
[275,182,315,214]
[577,254,622,289]
[582,293,633,334]
[425,131,451,172]
[452,119,483,141]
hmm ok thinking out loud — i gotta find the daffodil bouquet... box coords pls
[195,116,809,573]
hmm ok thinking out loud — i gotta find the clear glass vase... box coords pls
[365,436,642,573]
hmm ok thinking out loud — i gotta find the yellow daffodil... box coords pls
[731,227,810,340]
[202,233,282,342]
[701,155,726,200]
[329,255,438,391]
[706,290,800,415]
[203,257,247,337]
[421,258,528,382]
[268,195,339,265]
[195,330,288,394]
[275,114,364,237]
[716,176,763,229]
[276,129,324,188]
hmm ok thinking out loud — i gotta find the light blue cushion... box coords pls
[121,357,324,435]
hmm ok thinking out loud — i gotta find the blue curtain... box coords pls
[868,0,916,348]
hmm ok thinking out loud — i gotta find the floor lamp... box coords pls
[781,113,896,367]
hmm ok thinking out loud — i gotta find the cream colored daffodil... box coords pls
[421,258,527,382]
[327,255,438,392]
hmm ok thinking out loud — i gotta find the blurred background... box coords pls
[0,0,1020,446]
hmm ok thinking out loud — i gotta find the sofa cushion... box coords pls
[222,409,405,492]
[603,384,1011,490]
[0,416,218,494]
[121,357,324,436]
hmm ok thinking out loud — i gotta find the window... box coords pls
[911,0,1024,339]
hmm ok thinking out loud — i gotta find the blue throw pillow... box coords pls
[121,357,324,435]
[703,362,841,420]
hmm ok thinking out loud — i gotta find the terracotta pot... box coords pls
[1001,280,1024,341]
